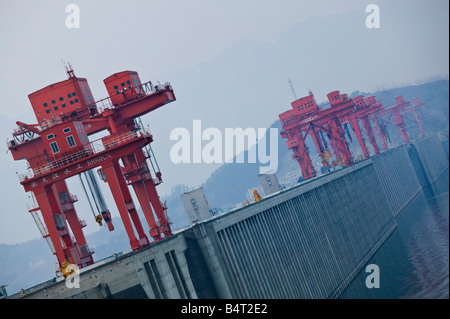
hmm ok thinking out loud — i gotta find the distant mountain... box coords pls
[0,240,55,296]
[201,79,449,207]
[160,184,192,230]
[144,0,448,197]
[367,79,449,133]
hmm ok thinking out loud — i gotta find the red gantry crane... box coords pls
[279,89,426,181]
[369,96,426,147]
[279,90,358,180]
[370,96,411,145]
[337,95,382,160]
[7,65,176,274]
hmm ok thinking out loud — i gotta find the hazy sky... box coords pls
[0,0,375,119]
[0,0,448,245]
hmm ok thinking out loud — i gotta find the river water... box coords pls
[340,191,449,299]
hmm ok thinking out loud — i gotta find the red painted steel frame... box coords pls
[279,90,425,181]
[8,68,176,271]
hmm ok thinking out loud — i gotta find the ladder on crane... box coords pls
[27,192,56,254]
[134,117,162,183]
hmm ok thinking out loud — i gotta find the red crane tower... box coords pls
[369,96,426,147]
[7,65,176,274]
[280,88,427,181]
[371,96,411,144]
[402,97,426,138]
[279,90,358,180]
[337,95,382,159]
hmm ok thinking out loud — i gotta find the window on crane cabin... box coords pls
[67,135,76,148]
[50,141,60,154]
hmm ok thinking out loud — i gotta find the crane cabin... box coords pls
[41,120,92,161]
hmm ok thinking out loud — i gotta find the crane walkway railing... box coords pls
[18,128,151,182]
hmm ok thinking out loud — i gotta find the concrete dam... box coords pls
[10,131,449,299]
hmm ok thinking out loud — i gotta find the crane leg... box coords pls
[101,160,148,251]
[132,181,161,241]
[34,188,68,268]
[310,129,330,168]
[349,118,369,159]
[329,119,353,166]
[35,185,82,268]
[293,130,315,180]
[394,111,409,143]
[142,178,172,238]
[372,118,388,151]
[413,109,425,138]
[361,117,380,155]
[54,180,94,266]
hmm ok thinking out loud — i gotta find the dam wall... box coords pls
[193,161,396,299]
[411,133,449,196]
[12,133,448,299]
[372,145,423,217]
[437,128,449,160]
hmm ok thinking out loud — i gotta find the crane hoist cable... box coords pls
[83,170,108,227]
[78,173,98,221]
[319,130,328,149]
[378,118,391,142]
[83,172,101,213]
[85,170,108,213]
[344,123,352,142]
